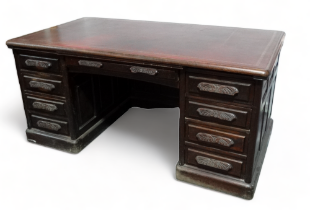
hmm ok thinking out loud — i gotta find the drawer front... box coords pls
[186,148,243,177]
[26,96,66,116]
[187,75,254,103]
[19,54,60,74]
[187,101,252,129]
[23,75,64,96]
[30,115,69,135]
[66,57,179,81]
[187,124,246,153]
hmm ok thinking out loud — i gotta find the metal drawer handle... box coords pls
[78,60,103,68]
[130,66,158,75]
[32,102,58,112]
[37,120,61,131]
[25,59,52,69]
[197,108,236,121]
[197,82,239,96]
[195,156,232,171]
[196,133,234,147]
[29,81,55,91]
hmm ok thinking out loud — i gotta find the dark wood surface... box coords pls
[7,17,285,77]
[186,124,247,153]
[176,118,274,200]
[7,18,284,199]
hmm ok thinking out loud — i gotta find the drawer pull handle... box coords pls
[197,108,236,121]
[25,59,52,69]
[197,82,239,96]
[195,156,232,171]
[32,102,58,112]
[78,60,103,68]
[196,133,234,147]
[130,66,158,75]
[37,120,61,131]
[29,81,55,91]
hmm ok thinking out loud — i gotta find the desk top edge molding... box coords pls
[6,17,285,78]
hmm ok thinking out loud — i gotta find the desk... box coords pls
[6,18,285,199]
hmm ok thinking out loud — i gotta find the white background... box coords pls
[1,0,309,209]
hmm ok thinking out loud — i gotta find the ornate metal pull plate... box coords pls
[25,59,52,69]
[32,102,58,112]
[130,66,158,75]
[78,60,103,68]
[37,120,61,131]
[197,82,239,96]
[195,156,232,171]
[197,108,236,121]
[29,81,55,91]
[196,133,234,147]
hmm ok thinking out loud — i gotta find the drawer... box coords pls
[19,54,60,74]
[66,57,179,85]
[23,75,64,96]
[187,75,254,104]
[187,124,246,153]
[187,101,252,129]
[26,96,66,116]
[30,115,69,135]
[186,148,244,178]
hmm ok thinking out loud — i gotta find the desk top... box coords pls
[7,17,285,77]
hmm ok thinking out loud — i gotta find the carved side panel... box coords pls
[197,108,236,121]
[73,75,96,129]
[94,76,114,112]
[195,156,232,171]
[70,73,125,137]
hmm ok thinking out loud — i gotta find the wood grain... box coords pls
[6,18,285,77]
[6,18,284,199]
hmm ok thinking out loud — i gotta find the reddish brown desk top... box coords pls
[6,17,285,77]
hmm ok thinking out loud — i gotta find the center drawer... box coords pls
[65,57,179,87]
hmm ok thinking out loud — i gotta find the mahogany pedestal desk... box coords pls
[6,18,285,199]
